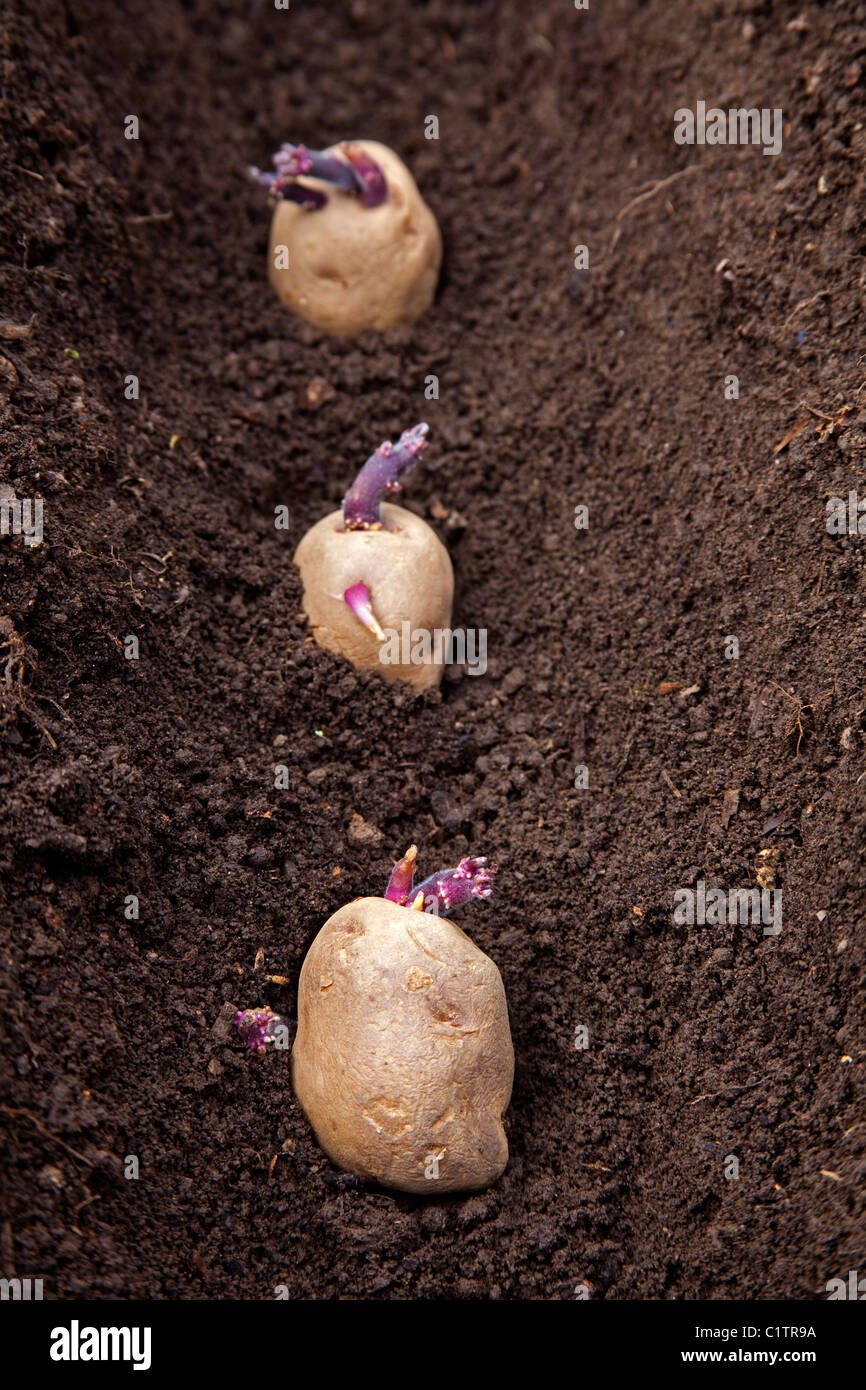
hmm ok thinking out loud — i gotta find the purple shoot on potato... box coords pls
[250,145,358,199]
[415,858,497,915]
[384,847,496,916]
[278,183,328,210]
[344,582,386,640]
[343,146,388,207]
[343,423,429,531]
[235,1007,295,1053]
[250,142,388,210]
[385,843,418,906]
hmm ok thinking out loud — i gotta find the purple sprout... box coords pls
[385,848,496,917]
[415,858,496,915]
[343,145,388,207]
[385,843,418,906]
[250,142,388,210]
[342,423,429,531]
[344,581,386,640]
[235,1007,295,1053]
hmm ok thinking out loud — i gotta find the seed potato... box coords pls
[292,895,513,1194]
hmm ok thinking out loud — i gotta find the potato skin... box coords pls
[292,897,514,1194]
[268,140,442,336]
[294,503,454,692]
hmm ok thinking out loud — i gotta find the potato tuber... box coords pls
[292,848,513,1194]
[294,423,454,691]
[251,140,441,336]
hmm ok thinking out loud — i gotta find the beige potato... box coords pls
[292,896,513,1194]
[294,502,454,692]
[269,140,442,336]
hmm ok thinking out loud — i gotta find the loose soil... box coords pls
[1,0,864,1300]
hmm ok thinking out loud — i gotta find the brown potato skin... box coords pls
[292,897,514,1194]
[294,503,454,692]
[268,140,442,336]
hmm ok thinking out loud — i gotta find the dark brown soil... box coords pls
[1,0,864,1301]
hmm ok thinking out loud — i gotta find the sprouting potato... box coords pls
[251,139,441,337]
[291,849,513,1194]
[294,423,454,691]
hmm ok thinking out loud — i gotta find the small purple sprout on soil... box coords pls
[385,847,496,916]
[344,581,386,641]
[250,142,388,210]
[235,1006,293,1053]
[342,423,429,531]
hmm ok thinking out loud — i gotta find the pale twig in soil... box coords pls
[0,1105,95,1167]
[769,680,836,757]
[609,165,701,254]
[782,291,829,327]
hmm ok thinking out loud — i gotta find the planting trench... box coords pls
[0,0,864,1298]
